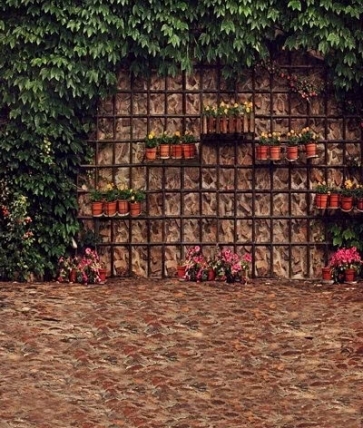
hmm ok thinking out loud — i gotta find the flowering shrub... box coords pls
[212,246,252,283]
[280,72,323,101]
[258,131,281,146]
[0,178,43,281]
[329,246,362,281]
[184,245,208,281]
[57,248,104,284]
[339,179,355,197]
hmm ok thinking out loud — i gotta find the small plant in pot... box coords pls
[329,246,363,283]
[144,131,159,160]
[129,188,146,216]
[89,188,105,216]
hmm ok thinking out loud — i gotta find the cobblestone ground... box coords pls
[1,277,363,428]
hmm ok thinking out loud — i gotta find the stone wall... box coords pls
[78,56,362,279]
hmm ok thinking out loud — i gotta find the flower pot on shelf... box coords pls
[315,193,329,209]
[91,201,103,217]
[322,266,332,281]
[218,117,228,133]
[104,201,117,216]
[269,145,281,161]
[344,268,355,283]
[171,144,183,159]
[207,117,216,134]
[159,144,170,159]
[145,147,157,160]
[182,143,195,159]
[228,117,236,133]
[256,145,269,161]
[286,146,299,161]
[328,193,340,209]
[305,142,317,158]
[357,198,363,211]
[129,202,142,217]
[235,116,244,133]
[340,196,353,211]
[117,199,129,216]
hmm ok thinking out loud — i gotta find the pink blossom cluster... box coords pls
[184,245,208,281]
[329,246,362,269]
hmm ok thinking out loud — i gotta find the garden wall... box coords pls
[77,52,362,279]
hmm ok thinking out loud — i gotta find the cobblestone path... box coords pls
[1,278,363,428]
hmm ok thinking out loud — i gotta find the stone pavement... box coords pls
[1,277,363,428]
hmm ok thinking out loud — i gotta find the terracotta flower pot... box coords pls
[341,196,353,211]
[159,144,170,159]
[145,147,157,160]
[286,145,299,161]
[322,266,332,281]
[171,144,183,159]
[269,145,281,161]
[118,199,129,216]
[177,265,186,280]
[91,201,103,217]
[357,198,363,211]
[315,193,328,209]
[256,145,269,161]
[344,268,355,283]
[98,268,107,283]
[104,201,117,216]
[305,142,317,158]
[130,202,142,217]
[328,193,339,209]
[69,269,77,283]
[183,143,195,159]
[218,117,228,133]
[208,269,216,281]
[207,117,216,133]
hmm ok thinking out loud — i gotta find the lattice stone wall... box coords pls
[78,54,362,279]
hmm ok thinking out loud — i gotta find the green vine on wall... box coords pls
[0,0,363,280]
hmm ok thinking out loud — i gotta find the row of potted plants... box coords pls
[57,248,107,284]
[177,245,252,283]
[145,131,197,160]
[202,101,254,134]
[322,246,362,283]
[314,180,363,211]
[89,184,146,217]
[256,128,319,161]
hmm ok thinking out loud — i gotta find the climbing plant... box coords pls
[0,0,362,280]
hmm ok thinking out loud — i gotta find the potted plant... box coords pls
[144,131,158,160]
[57,255,80,283]
[285,130,300,161]
[129,188,146,216]
[104,183,118,216]
[354,184,363,211]
[212,245,251,283]
[183,245,208,281]
[329,246,362,283]
[89,188,105,216]
[258,131,281,161]
[158,132,172,159]
[170,131,183,159]
[243,100,254,133]
[300,127,319,158]
[75,247,106,284]
[314,181,330,209]
[181,132,197,159]
[117,185,131,216]
[339,179,355,211]
[202,104,217,134]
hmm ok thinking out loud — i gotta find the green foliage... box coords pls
[326,216,363,251]
[1,0,363,278]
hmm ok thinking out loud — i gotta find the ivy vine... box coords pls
[0,0,362,280]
